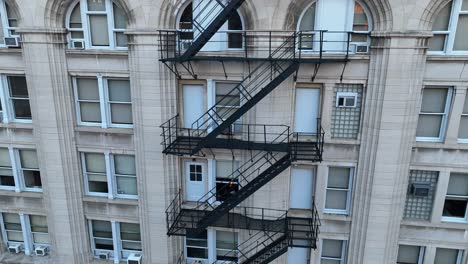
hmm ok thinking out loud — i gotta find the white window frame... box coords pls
[323,167,354,215]
[416,87,453,142]
[81,151,138,200]
[441,173,468,223]
[429,0,468,55]
[336,92,358,108]
[119,222,142,259]
[66,0,128,50]
[73,76,132,129]
[0,213,48,256]
[435,248,464,264]
[88,219,141,262]
[320,239,347,264]
[184,229,209,263]
[27,215,49,250]
[0,75,32,124]
[458,93,468,143]
[212,81,242,133]
[0,0,18,47]
[0,147,41,193]
[396,244,425,264]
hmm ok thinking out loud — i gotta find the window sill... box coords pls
[414,141,468,150]
[83,195,139,206]
[0,47,22,53]
[401,219,468,230]
[326,139,360,145]
[0,189,42,198]
[0,122,34,130]
[322,212,352,222]
[75,125,133,135]
[427,54,468,61]
[66,49,129,57]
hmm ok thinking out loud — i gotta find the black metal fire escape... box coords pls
[158,0,354,263]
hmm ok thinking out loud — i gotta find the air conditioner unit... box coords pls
[4,37,20,48]
[35,245,49,256]
[355,44,369,54]
[98,251,110,260]
[8,243,21,254]
[410,182,431,197]
[127,253,142,264]
[71,40,85,49]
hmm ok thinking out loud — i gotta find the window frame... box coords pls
[66,0,128,50]
[416,87,453,142]
[323,166,354,215]
[458,92,468,143]
[184,230,208,262]
[213,81,242,133]
[27,215,49,249]
[15,148,42,192]
[441,173,468,223]
[336,92,358,108]
[0,147,41,193]
[429,0,468,55]
[434,248,464,264]
[0,0,19,47]
[320,239,347,264]
[73,76,133,129]
[396,244,425,264]
[81,151,138,200]
[0,75,32,124]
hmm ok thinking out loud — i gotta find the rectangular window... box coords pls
[91,220,114,253]
[442,173,468,223]
[435,248,464,264]
[82,152,138,199]
[186,230,208,261]
[320,239,347,264]
[324,167,353,214]
[18,149,41,190]
[215,160,239,202]
[119,223,142,258]
[416,87,453,142]
[458,93,468,142]
[2,213,23,243]
[336,92,357,108]
[0,148,14,189]
[29,215,49,246]
[0,147,41,192]
[216,231,238,262]
[74,76,132,128]
[0,75,32,123]
[215,82,241,133]
[397,245,424,264]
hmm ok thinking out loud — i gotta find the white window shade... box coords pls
[77,78,99,100]
[92,220,112,237]
[85,153,106,173]
[216,231,238,250]
[299,4,315,31]
[322,239,343,258]
[87,0,106,11]
[447,173,468,196]
[216,160,239,179]
[70,4,82,28]
[114,155,135,175]
[0,148,11,167]
[397,245,422,264]
[113,4,127,29]
[328,168,350,188]
[433,2,452,31]
[421,88,448,113]
[89,15,110,46]
[434,248,460,264]
[19,149,38,169]
[417,115,443,137]
[108,80,131,102]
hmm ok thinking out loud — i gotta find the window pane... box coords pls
[12,99,32,119]
[353,2,368,31]
[216,160,238,179]
[442,199,467,218]
[30,215,47,232]
[6,231,23,242]
[122,241,142,251]
[110,104,132,124]
[116,176,137,195]
[447,173,468,196]
[462,0,468,11]
[328,167,350,189]
[114,155,135,175]
[454,15,468,51]
[428,34,447,51]
[416,115,443,138]
[9,76,28,98]
[321,260,341,264]
[108,80,131,102]
[3,213,20,225]
[397,245,421,264]
[70,4,82,28]
[115,32,128,47]
[113,3,127,29]
[435,248,459,264]
[5,4,18,28]
[0,148,11,167]
[87,0,106,11]
[85,153,106,173]
[326,190,348,210]
[322,239,343,258]
[89,15,110,46]
[421,88,448,113]
[463,94,468,113]
[33,233,49,244]
[216,231,238,250]
[92,220,112,237]
[299,3,315,31]
[0,15,4,43]
[89,180,108,193]
[216,82,240,106]
[120,223,140,241]
[459,116,468,138]
[19,150,38,169]
[23,171,42,188]
[80,102,102,122]
[433,2,452,31]
[77,78,99,100]
[0,174,15,186]
[95,238,113,250]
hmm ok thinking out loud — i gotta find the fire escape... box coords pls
[158,0,353,263]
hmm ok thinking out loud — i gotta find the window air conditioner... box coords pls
[355,44,369,54]
[8,243,21,254]
[71,40,85,49]
[35,245,49,256]
[410,182,431,197]
[4,37,20,48]
[127,253,142,264]
[98,251,110,260]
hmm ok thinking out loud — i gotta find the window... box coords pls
[0,148,41,192]
[320,239,347,264]
[215,82,241,133]
[177,2,244,50]
[435,248,464,264]
[351,2,371,48]
[0,1,19,46]
[336,92,358,108]
[0,75,32,123]
[81,152,137,199]
[74,76,132,128]
[216,231,238,262]
[298,3,316,50]
[66,0,128,50]
[186,230,208,261]
[429,0,468,54]
[0,213,49,253]
[215,160,239,202]
[324,167,353,214]
[89,220,141,261]
[442,173,468,223]
[458,93,468,142]
[396,245,424,264]
[416,87,453,142]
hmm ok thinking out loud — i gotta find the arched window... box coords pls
[177,1,244,51]
[429,0,468,54]
[298,0,372,53]
[0,1,19,47]
[66,0,128,50]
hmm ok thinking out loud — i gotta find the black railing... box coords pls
[158,30,368,62]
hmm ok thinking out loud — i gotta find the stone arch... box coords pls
[283,0,393,31]
[420,0,452,30]
[43,0,134,29]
